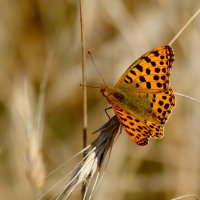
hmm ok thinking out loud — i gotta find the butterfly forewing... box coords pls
[148,87,175,124]
[114,46,174,93]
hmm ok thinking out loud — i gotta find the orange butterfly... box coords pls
[101,45,175,146]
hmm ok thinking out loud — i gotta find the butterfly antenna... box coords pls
[169,8,200,46]
[80,84,100,89]
[175,92,200,105]
[88,50,107,86]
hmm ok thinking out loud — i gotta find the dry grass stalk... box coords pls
[10,78,46,193]
[79,0,88,197]
[56,115,120,200]
[171,194,200,200]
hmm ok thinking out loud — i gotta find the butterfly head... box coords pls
[101,86,125,104]
[100,85,112,98]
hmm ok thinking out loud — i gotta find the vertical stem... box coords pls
[79,0,87,198]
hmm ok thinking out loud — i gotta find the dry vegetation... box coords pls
[0,0,200,200]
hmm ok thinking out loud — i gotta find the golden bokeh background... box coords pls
[0,0,200,200]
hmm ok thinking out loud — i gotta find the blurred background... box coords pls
[0,0,200,200]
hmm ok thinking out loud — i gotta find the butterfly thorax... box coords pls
[101,86,125,107]
[101,85,157,122]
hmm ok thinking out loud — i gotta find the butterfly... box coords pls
[101,45,175,146]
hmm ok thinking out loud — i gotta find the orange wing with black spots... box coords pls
[148,87,175,124]
[113,104,165,145]
[145,120,164,138]
[113,104,152,146]
[114,45,174,93]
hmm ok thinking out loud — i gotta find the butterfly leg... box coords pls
[105,107,112,119]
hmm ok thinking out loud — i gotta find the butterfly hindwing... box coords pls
[112,104,165,145]
[145,120,164,138]
[113,105,152,146]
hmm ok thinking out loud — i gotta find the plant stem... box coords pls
[79,0,87,198]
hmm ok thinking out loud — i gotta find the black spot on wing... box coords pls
[124,75,133,84]
[151,61,156,66]
[143,56,151,63]
[146,82,151,89]
[139,76,146,82]
[157,83,162,88]
[153,75,159,80]
[146,68,151,75]
[135,64,143,72]
[152,50,159,57]
[130,69,137,75]
[160,55,165,59]
[155,68,160,73]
